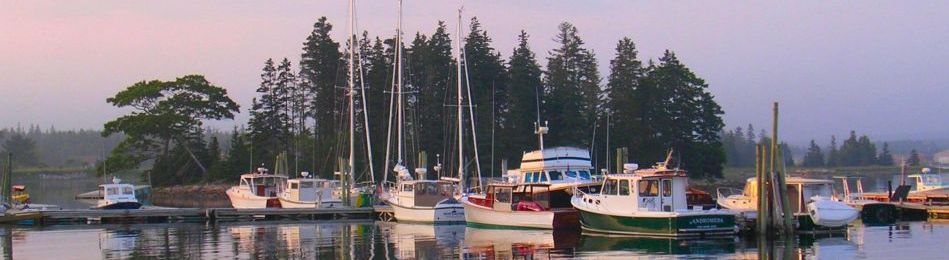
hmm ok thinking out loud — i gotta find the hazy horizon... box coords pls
[3,1,948,145]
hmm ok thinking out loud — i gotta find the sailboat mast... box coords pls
[396,0,405,166]
[455,7,465,193]
[343,0,357,205]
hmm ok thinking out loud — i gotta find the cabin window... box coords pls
[565,170,577,178]
[417,182,439,195]
[549,171,563,181]
[495,187,512,203]
[123,186,134,195]
[290,183,299,189]
[300,182,314,189]
[107,187,119,196]
[241,179,250,187]
[539,172,549,182]
[402,184,413,192]
[638,180,659,197]
[579,170,592,180]
[662,179,672,197]
[619,180,630,196]
[603,179,617,195]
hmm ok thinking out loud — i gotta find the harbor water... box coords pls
[5,172,947,259]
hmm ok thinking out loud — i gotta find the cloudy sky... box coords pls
[2,1,948,144]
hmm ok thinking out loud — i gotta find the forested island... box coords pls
[1,17,943,187]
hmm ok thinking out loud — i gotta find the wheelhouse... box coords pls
[239,174,287,198]
[593,168,690,213]
[396,180,457,207]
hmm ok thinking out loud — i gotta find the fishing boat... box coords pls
[573,156,737,237]
[278,172,342,208]
[96,177,142,209]
[225,167,287,209]
[717,176,858,229]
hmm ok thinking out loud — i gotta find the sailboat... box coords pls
[381,0,465,223]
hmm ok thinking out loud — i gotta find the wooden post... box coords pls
[756,144,768,235]
[770,102,795,233]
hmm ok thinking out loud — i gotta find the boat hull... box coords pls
[96,201,142,210]
[227,188,280,209]
[277,198,342,209]
[460,197,578,229]
[576,209,737,237]
[387,198,465,224]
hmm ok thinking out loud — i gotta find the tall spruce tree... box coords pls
[463,17,508,177]
[407,22,454,175]
[543,22,601,147]
[604,37,644,168]
[645,50,725,178]
[299,17,342,177]
[827,135,839,167]
[248,59,289,166]
[505,31,544,166]
[908,149,921,166]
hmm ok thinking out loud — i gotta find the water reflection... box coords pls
[3,220,948,259]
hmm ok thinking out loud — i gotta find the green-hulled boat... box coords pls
[571,158,737,237]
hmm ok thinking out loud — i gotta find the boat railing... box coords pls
[716,187,743,201]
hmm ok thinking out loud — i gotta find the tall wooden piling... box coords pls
[756,144,768,234]
[771,102,794,233]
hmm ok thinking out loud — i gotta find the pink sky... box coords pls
[2,1,948,143]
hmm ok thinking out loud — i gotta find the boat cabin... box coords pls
[99,183,136,201]
[284,178,336,202]
[906,173,945,192]
[395,180,457,207]
[513,147,599,188]
[592,168,690,213]
[239,173,287,198]
[467,183,570,212]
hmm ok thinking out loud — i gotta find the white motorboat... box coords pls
[385,165,465,223]
[573,160,737,236]
[278,172,342,208]
[717,176,858,229]
[96,177,142,210]
[225,168,287,209]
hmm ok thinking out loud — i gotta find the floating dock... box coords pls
[3,205,393,225]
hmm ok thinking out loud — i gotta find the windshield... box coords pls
[579,170,592,180]
[549,171,563,181]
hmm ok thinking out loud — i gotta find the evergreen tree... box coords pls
[248,59,290,166]
[802,140,825,167]
[299,16,342,177]
[2,134,40,167]
[827,135,839,167]
[878,142,894,166]
[543,22,602,147]
[406,22,454,173]
[505,30,544,167]
[463,17,508,177]
[908,149,921,166]
[604,37,644,169]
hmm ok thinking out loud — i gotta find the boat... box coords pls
[225,167,287,209]
[96,177,142,209]
[716,176,858,230]
[461,139,599,229]
[464,226,578,259]
[12,185,29,205]
[385,165,466,223]
[833,176,900,224]
[278,172,342,208]
[573,156,737,237]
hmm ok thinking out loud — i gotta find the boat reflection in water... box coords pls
[463,226,579,258]
[578,234,739,257]
[98,228,140,259]
[379,222,464,259]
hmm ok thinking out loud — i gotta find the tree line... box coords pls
[101,17,726,186]
[0,126,123,168]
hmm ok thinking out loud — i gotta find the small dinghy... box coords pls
[807,197,859,227]
[96,177,142,210]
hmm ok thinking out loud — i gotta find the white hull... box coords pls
[386,197,465,223]
[226,187,276,209]
[460,197,557,229]
[277,198,342,209]
[807,199,859,227]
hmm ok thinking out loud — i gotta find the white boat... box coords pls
[225,168,287,209]
[717,176,858,229]
[461,142,598,229]
[904,169,949,197]
[573,159,737,236]
[385,166,465,223]
[278,172,342,208]
[96,177,142,210]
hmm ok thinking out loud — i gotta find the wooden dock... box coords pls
[2,206,395,225]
